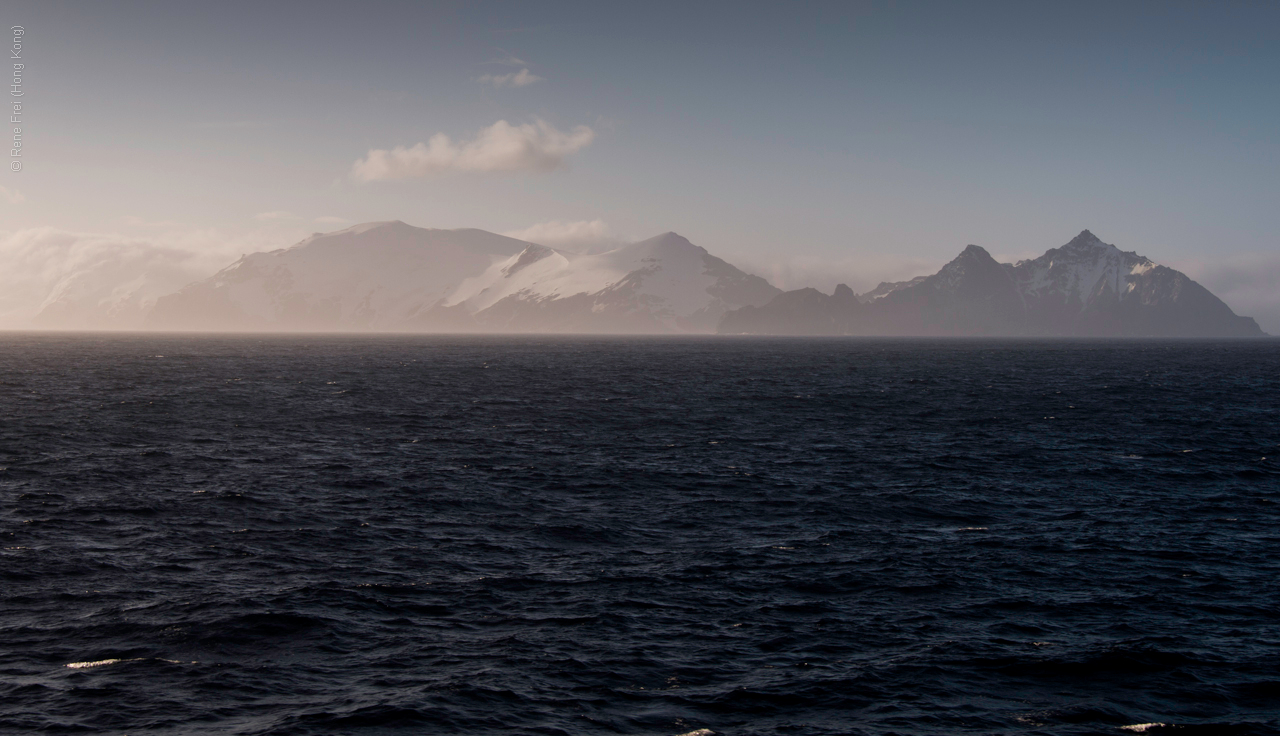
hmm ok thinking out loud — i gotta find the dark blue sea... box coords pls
[1,335,1278,736]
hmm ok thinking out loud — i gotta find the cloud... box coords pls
[0,185,25,204]
[0,229,214,329]
[315,216,352,225]
[1173,252,1280,335]
[253,210,298,221]
[351,119,594,181]
[0,224,308,330]
[477,68,543,87]
[502,219,620,253]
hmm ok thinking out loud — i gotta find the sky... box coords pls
[2,0,1279,329]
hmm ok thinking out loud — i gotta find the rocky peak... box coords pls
[937,244,1000,280]
[1060,229,1109,254]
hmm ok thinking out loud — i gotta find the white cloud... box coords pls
[0,229,211,329]
[502,219,620,253]
[0,185,25,204]
[351,119,594,181]
[253,210,298,221]
[0,224,307,330]
[477,68,543,87]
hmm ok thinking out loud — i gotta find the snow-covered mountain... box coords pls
[1010,230,1153,308]
[1005,230,1259,336]
[719,230,1266,337]
[149,222,530,331]
[418,232,780,332]
[149,223,780,333]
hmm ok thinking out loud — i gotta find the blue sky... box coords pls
[3,0,1279,326]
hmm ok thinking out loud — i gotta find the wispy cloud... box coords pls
[477,68,543,87]
[253,210,298,222]
[502,219,620,253]
[0,185,25,204]
[351,119,594,181]
[487,53,529,66]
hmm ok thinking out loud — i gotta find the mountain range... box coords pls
[24,221,1265,336]
[148,222,781,333]
[720,230,1264,337]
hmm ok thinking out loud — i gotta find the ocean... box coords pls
[1,335,1277,735]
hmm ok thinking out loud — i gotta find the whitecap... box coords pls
[66,658,131,669]
[1119,724,1168,733]
[66,657,188,669]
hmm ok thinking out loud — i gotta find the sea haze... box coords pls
[1,335,1278,735]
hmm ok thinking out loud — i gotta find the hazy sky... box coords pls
[3,1,1279,327]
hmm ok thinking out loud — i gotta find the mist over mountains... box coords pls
[6,222,1267,336]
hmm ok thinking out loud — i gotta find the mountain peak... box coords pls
[624,231,706,257]
[338,220,411,235]
[653,231,693,246]
[1065,229,1105,249]
[955,244,995,261]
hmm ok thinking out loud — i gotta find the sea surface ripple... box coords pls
[1,335,1278,735]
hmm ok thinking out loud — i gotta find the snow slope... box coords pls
[149,222,529,330]
[431,232,780,333]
